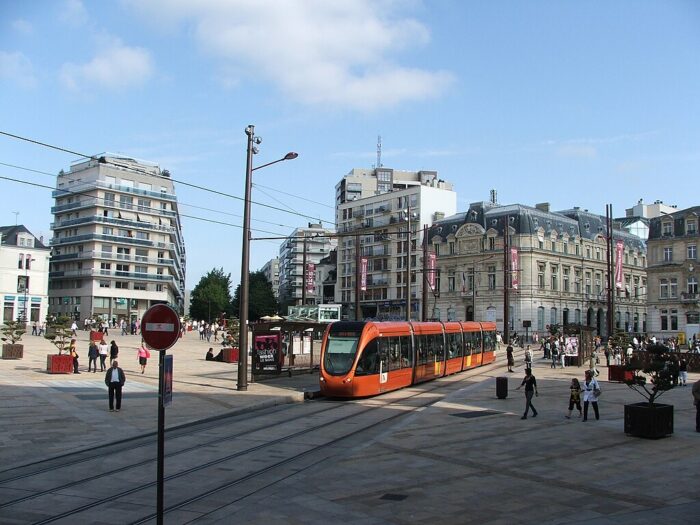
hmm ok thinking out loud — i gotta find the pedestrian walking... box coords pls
[70,321,78,336]
[565,378,582,419]
[98,339,109,371]
[581,370,600,421]
[679,359,688,386]
[70,343,80,374]
[31,321,38,336]
[589,350,599,377]
[87,341,99,373]
[516,368,538,419]
[506,344,514,373]
[137,343,150,374]
[551,345,558,369]
[693,378,700,432]
[109,340,119,363]
[104,360,126,412]
[524,345,533,370]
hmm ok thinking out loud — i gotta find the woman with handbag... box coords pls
[581,370,601,421]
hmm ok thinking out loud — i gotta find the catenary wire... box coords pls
[0,130,335,224]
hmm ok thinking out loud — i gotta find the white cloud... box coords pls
[127,0,454,111]
[58,0,89,26]
[12,19,33,35]
[59,39,154,91]
[0,51,37,88]
[556,144,597,159]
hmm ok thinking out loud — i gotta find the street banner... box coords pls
[305,262,315,293]
[510,247,519,289]
[360,257,368,291]
[615,240,624,289]
[428,252,436,290]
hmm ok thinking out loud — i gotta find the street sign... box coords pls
[141,304,181,351]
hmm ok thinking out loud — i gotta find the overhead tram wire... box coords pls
[0,159,298,230]
[0,174,290,237]
[0,130,335,225]
[252,182,335,209]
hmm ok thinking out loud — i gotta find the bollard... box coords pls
[496,376,508,399]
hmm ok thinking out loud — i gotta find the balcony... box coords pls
[51,215,176,234]
[681,292,700,303]
[49,233,171,249]
[53,179,177,201]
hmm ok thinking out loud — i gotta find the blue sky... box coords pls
[1,0,699,290]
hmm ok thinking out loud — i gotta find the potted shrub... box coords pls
[608,330,634,382]
[44,317,74,374]
[221,317,240,363]
[1,320,26,359]
[623,343,675,439]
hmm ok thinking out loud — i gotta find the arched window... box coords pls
[537,307,545,331]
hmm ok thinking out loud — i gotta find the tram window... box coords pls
[432,334,445,362]
[387,337,402,371]
[355,339,379,375]
[416,335,429,364]
[400,336,412,368]
[446,333,461,359]
[483,331,496,352]
[472,331,482,354]
[324,335,359,375]
[464,332,476,356]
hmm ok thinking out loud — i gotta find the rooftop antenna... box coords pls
[376,135,383,168]
[12,211,19,225]
[490,189,498,204]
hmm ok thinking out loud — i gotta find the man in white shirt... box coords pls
[104,360,126,412]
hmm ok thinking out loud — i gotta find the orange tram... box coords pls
[319,320,497,398]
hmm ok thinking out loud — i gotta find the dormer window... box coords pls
[662,222,673,236]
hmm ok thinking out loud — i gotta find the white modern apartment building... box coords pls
[261,257,281,298]
[335,167,456,320]
[0,226,51,325]
[278,223,336,308]
[48,155,186,323]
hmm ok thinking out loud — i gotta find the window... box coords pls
[136,248,149,261]
[115,281,129,289]
[4,301,14,322]
[136,231,149,240]
[116,264,129,276]
[586,246,591,259]
[575,309,581,324]
[538,264,545,289]
[537,307,545,331]
[156,284,163,292]
[448,272,456,292]
[688,245,697,260]
[487,266,496,290]
[488,237,495,250]
[538,240,543,250]
[671,309,678,331]
[660,279,668,299]
[669,278,678,298]
[575,269,581,293]
[119,195,133,209]
[550,265,559,291]
[595,274,602,295]
[595,247,601,260]
[100,262,111,275]
[99,280,111,288]
[663,247,673,262]
[550,307,557,326]
[563,267,570,292]
[689,277,699,295]
[103,227,113,235]
[18,253,24,269]
[17,275,28,293]
[662,222,672,236]
[687,220,697,235]
[104,192,115,204]
[585,273,592,295]
[448,241,455,255]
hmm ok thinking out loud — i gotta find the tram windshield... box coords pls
[323,335,359,375]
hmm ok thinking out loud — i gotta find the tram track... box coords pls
[1,352,510,524]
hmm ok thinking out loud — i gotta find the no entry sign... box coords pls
[141,304,181,351]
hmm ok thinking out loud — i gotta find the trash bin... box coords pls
[496,376,508,399]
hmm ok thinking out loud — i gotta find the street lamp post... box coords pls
[237,125,297,391]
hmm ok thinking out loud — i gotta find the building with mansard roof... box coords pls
[646,206,699,343]
[427,201,647,339]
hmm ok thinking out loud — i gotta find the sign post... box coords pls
[141,304,181,525]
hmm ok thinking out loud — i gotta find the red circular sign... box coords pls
[141,304,181,351]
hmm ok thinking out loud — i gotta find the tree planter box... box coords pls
[222,347,239,363]
[608,365,634,382]
[624,402,674,439]
[47,354,73,374]
[2,344,24,359]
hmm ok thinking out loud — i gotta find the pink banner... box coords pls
[510,247,519,290]
[360,257,367,291]
[615,240,624,289]
[305,262,315,293]
[428,252,436,290]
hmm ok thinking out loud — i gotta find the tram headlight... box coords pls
[319,377,325,382]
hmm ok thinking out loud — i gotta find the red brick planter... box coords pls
[222,347,239,363]
[47,354,73,374]
[2,344,24,359]
[608,365,634,382]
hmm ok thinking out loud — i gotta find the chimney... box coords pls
[535,202,550,213]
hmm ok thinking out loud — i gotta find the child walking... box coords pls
[565,378,582,419]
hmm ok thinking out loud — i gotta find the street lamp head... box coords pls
[284,152,299,160]
[252,146,259,155]
[253,136,263,145]
[245,125,255,136]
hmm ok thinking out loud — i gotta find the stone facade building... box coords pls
[428,202,647,339]
[646,206,699,342]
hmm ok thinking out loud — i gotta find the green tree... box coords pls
[190,268,234,322]
[232,270,279,321]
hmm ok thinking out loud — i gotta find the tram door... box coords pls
[378,340,389,392]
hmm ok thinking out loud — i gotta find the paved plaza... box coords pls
[1,331,699,523]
